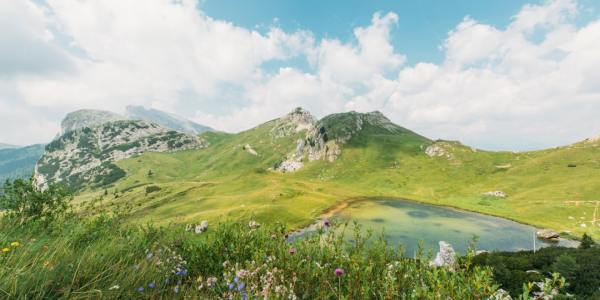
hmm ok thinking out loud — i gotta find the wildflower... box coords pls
[109,285,120,290]
[242,292,248,300]
[234,277,240,283]
[137,286,144,293]
[288,247,297,254]
[228,283,235,290]
[10,241,20,247]
[148,282,156,289]
[146,252,154,260]
[323,219,331,227]
[335,268,344,277]
[238,282,246,291]
[174,286,180,294]
[2,248,10,253]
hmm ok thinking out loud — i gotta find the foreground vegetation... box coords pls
[474,239,600,298]
[0,179,576,299]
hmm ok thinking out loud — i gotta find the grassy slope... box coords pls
[75,116,600,239]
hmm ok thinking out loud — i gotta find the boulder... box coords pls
[430,241,457,270]
[536,229,560,240]
[248,220,261,229]
[489,289,512,300]
[187,221,209,234]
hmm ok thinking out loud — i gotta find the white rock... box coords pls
[430,241,457,270]
[481,191,508,198]
[489,289,512,300]
[194,220,209,234]
[248,220,261,229]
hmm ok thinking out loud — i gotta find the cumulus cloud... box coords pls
[0,0,599,150]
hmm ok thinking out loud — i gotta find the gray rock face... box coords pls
[430,241,457,270]
[61,109,126,135]
[35,120,207,190]
[425,142,453,159]
[536,229,560,240]
[270,107,317,138]
[276,110,411,172]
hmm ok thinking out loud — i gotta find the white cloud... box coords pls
[0,0,599,150]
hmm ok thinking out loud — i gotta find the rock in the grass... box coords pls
[248,220,261,229]
[481,191,507,198]
[489,289,513,300]
[430,241,457,270]
[536,229,560,240]
[242,144,258,156]
[193,221,209,234]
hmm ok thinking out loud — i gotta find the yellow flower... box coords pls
[10,242,20,247]
[1,248,9,253]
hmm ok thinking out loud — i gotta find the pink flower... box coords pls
[323,219,331,227]
[288,247,297,254]
[334,268,344,277]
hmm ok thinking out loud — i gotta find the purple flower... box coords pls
[323,219,331,227]
[228,283,235,290]
[242,292,248,300]
[334,268,344,277]
[148,282,156,289]
[137,286,144,293]
[288,247,297,254]
[234,277,240,283]
[237,282,245,291]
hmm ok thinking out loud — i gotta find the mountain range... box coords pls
[0,144,45,183]
[28,107,600,240]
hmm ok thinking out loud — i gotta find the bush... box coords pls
[145,185,161,195]
[0,178,71,225]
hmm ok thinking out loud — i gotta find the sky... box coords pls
[1,0,600,150]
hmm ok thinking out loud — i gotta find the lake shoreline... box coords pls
[293,196,580,250]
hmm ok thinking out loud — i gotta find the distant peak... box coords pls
[61,109,125,134]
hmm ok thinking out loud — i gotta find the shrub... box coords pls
[0,178,71,225]
[145,185,161,195]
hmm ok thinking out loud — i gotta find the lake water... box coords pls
[321,199,577,255]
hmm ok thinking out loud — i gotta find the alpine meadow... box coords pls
[2,0,600,299]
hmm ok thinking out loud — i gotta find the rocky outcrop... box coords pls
[270,107,316,138]
[35,120,207,190]
[425,142,453,159]
[536,229,560,241]
[60,109,126,135]
[276,110,418,172]
[430,241,457,270]
[489,289,512,300]
[482,191,508,198]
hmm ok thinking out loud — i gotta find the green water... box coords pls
[331,199,576,255]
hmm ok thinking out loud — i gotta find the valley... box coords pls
[54,108,600,240]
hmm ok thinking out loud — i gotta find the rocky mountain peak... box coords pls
[270,107,317,138]
[35,119,208,190]
[61,109,126,135]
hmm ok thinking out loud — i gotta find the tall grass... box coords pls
[0,212,503,299]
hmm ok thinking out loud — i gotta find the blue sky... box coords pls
[2,0,600,150]
[201,0,599,65]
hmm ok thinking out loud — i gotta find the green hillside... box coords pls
[71,110,600,239]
